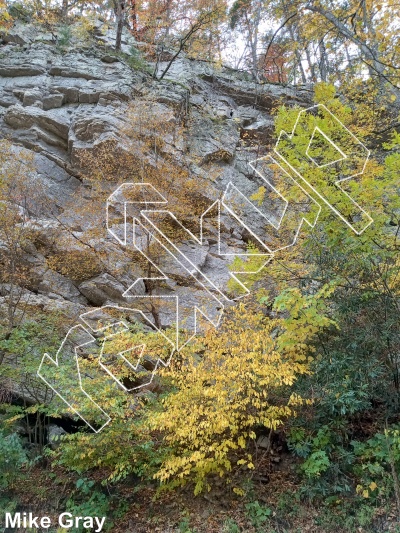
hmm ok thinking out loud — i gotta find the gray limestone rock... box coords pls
[78,273,131,306]
[23,88,43,106]
[1,22,36,45]
[42,93,64,110]
[0,19,310,350]
[189,114,240,165]
[47,424,67,449]
[38,270,86,303]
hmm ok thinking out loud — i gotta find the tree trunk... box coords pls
[306,5,386,79]
[250,0,262,82]
[318,39,328,81]
[129,0,138,37]
[61,0,68,19]
[305,45,315,82]
[115,0,125,51]
[290,29,306,83]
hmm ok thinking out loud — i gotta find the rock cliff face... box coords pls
[0,22,313,329]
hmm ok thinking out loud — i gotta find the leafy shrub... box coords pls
[65,478,110,532]
[288,424,355,500]
[0,430,28,490]
[7,2,32,22]
[126,46,148,71]
[245,500,272,529]
[71,16,97,44]
[47,250,102,282]
[352,427,400,501]
[223,518,241,533]
[148,293,333,494]
[57,24,73,49]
